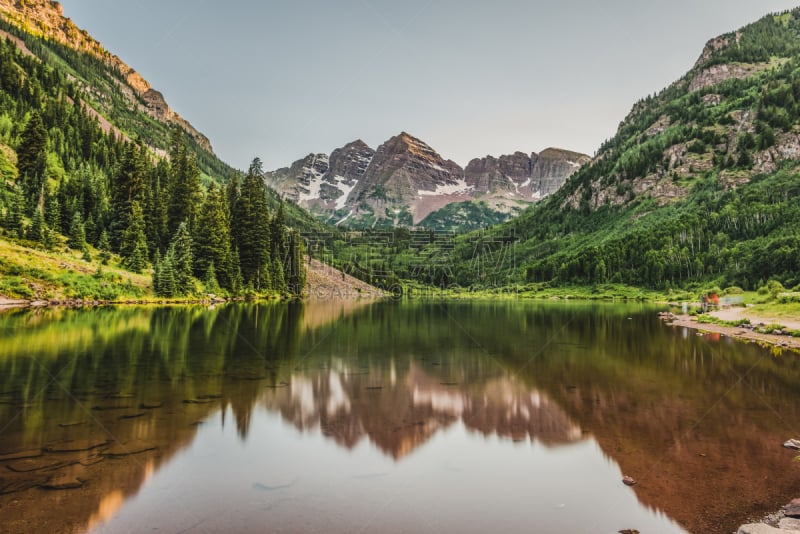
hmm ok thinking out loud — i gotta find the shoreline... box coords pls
[662,313,800,352]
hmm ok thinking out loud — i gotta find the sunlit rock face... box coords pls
[264,132,588,228]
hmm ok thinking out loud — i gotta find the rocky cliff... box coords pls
[265,132,588,229]
[0,0,213,153]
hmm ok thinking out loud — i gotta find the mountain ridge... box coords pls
[264,131,589,230]
[0,0,212,154]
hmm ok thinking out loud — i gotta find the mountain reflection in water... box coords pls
[0,300,798,533]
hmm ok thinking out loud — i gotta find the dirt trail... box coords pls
[710,307,800,331]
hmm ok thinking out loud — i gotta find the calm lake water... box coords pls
[1,299,799,534]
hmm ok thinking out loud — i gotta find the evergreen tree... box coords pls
[204,261,221,294]
[232,158,271,290]
[193,184,232,289]
[4,186,24,237]
[270,255,284,292]
[120,201,148,273]
[109,143,147,250]
[68,210,86,250]
[167,130,201,237]
[27,206,46,245]
[97,230,111,265]
[43,184,60,231]
[145,160,170,257]
[170,221,194,295]
[156,249,176,297]
[17,112,47,214]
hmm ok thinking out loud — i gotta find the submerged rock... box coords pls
[0,449,42,461]
[783,439,800,451]
[45,438,110,453]
[40,465,87,490]
[622,475,637,486]
[784,498,800,518]
[103,439,157,458]
[6,458,76,473]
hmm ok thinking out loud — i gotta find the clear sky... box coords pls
[58,0,800,170]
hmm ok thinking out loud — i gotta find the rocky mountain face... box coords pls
[0,0,212,153]
[264,132,588,229]
[560,10,800,212]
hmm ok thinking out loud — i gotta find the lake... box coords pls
[1,299,799,533]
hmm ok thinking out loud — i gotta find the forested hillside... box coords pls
[391,9,800,291]
[0,32,306,299]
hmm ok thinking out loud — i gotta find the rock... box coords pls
[118,412,146,420]
[0,449,42,461]
[139,401,163,409]
[103,439,157,458]
[737,524,790,534]
[45,439,111,453]
[784,439,800,451]
[58,420,86,427]
[0,475,48,495]
[6,458,76,473]
[779,517,800,530]
[622,475,637,486]
[785,498,800,518]
[40,464,87,490]
[619,530,640,534]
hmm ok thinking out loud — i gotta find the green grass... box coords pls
[0,234,152,301]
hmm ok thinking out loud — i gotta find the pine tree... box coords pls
[120,201,149,273]
[193,184,232,289]
[170,221,194,295]
[3,186,24,237]
[68,211,86,250]
[145,160,170,257]
[270,255,284,292]
[98,230,112,265]
[109,143,147,250]
[27,206,46,245]
[156,249,176,297]
[17,112,48,214]
[232,158,271,290]
[204,261,221,294]
[167,130,201,237]
[43,184,60,231]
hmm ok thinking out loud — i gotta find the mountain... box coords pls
[444,8,800,290]
[0,1,327,300]
[264,132,588,230]
[0,0,232,184]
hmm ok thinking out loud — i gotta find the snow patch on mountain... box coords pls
[331,175,358,210]
[418,178,474,197]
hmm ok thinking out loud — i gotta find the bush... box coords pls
[722,286,744,295]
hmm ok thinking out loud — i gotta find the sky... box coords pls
[58,0,800,170]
